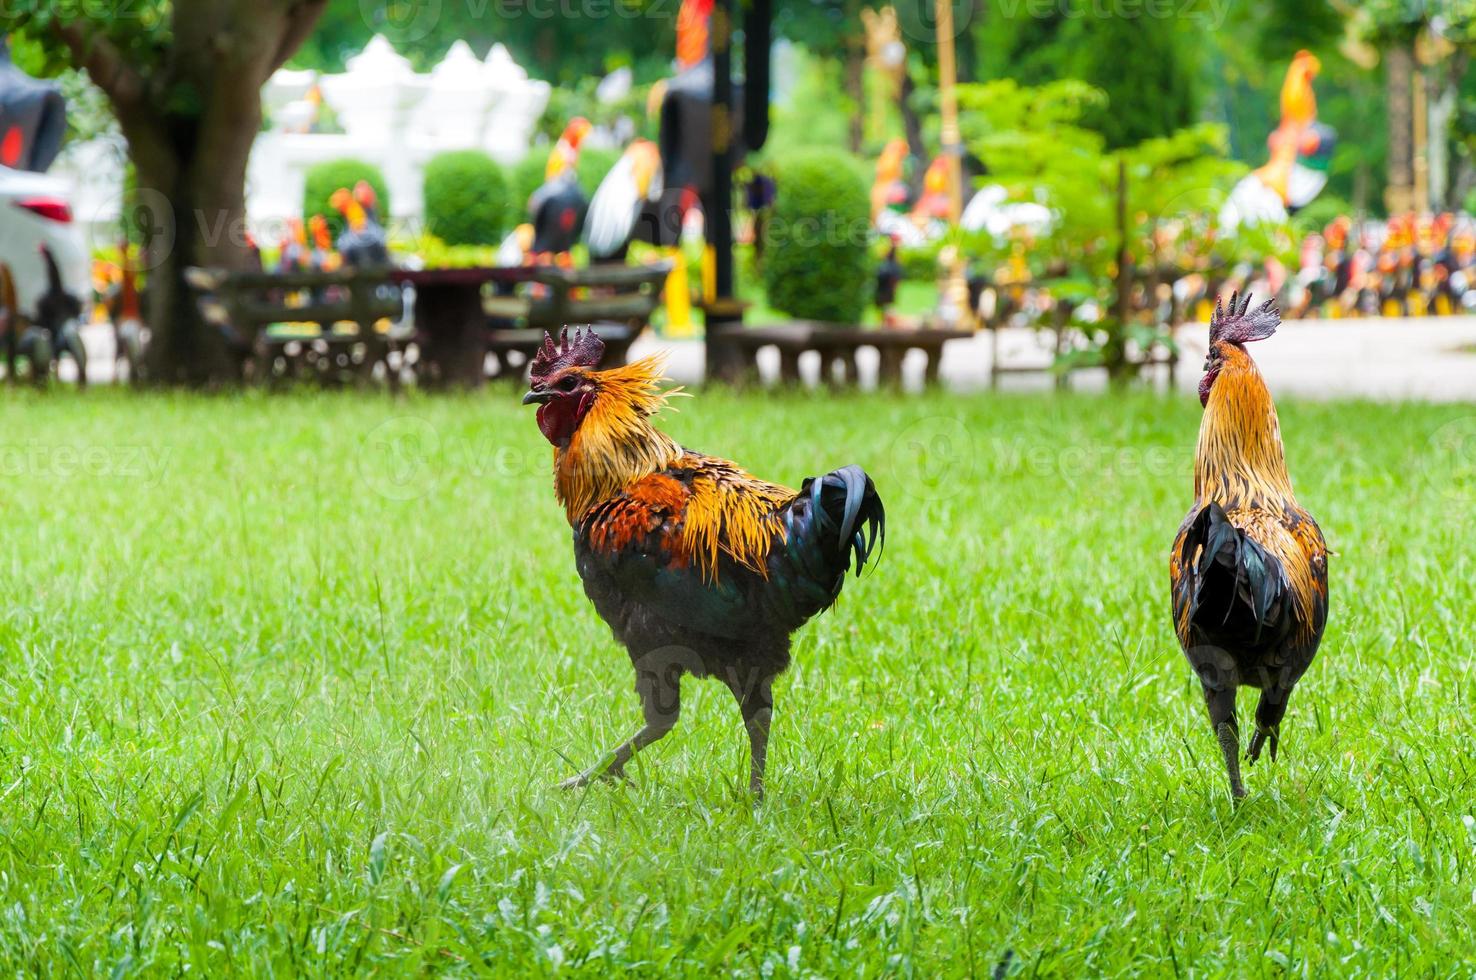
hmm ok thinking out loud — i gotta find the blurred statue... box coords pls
[0,38,66,172]
[1223,50,1335,228]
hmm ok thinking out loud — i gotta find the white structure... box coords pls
[247,37,549,238]
[54,36,551,243]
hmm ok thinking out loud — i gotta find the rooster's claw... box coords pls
[1246,725,1280,766]
[558,762,628,791]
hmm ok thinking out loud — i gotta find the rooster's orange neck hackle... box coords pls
[1193,293,1295,506]
[524,328,794,581]
[554,354,685,523]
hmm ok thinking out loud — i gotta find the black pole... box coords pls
[744,0,771,152]
[711,0,735,299]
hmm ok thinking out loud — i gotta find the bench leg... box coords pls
[921,345,943,387]
[778,347,802,386]
[878,347,904,390]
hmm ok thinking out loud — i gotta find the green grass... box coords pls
[1,387,1474,974]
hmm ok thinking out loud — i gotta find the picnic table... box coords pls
[396,261,670,387]
[184,266,405,388]
[481,262,671,382]
[394,265,536,388]
[186,261,670,389]
[729,322,972,389]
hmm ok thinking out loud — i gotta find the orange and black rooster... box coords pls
[1171,294,1329,799]
[523,328,884,799]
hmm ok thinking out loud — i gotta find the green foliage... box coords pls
[0,3,172,78]
[1073,12,1198,150]
[293,0,676,83]
[762,148,874,323]
[302,158,390,237]
[422,150,510,246]
[958,78,1273,380]
[575,146,621,199]
[1290,194,1355,237]
[974,1,1198,150]
[537,77,656,145]
[760,45,856,162]
[393,232,502,269]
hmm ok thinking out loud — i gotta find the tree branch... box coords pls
[267,0,328,75]
[52,21,146,110]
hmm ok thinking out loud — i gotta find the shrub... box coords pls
[575,146,621,198]
[423,150,510,246]
[762,148,874,324]
[302,158,390,237]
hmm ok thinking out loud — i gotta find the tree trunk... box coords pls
[125,88,261,383]
[52,1,327,386]
[899,72,928,201]
[1108,157,1133,387]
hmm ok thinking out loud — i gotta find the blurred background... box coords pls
[2,1,1474,394]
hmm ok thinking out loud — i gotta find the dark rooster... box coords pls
[329,185,389,268]
[523,328,885,799]
[1171,294,1329,799]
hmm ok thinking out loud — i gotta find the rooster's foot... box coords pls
[557,763,626,791]
[1246,725,1279,765]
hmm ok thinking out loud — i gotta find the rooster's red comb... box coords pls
[1210,291,1280,346]
[530,326,605,382]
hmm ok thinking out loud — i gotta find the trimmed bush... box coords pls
[575,146,620,198]
[303,158,390,237]
[423,150,511,246]
[762,149,874,324]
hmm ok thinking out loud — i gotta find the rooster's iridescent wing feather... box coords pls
[576,455,884,640]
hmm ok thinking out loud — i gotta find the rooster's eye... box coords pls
[558,376,580,392]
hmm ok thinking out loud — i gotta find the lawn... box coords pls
[0,385,1473,974]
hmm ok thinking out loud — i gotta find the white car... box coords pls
[0,163,89,322]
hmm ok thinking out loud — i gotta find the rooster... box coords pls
[523,328,885,799]
[329,187,389,268]
[1170,294,1329,799]
[528,118,592,262]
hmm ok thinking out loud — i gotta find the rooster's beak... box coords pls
[522,388,552,405]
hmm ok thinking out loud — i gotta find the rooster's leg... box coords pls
[1203,685,1246,799]
[1247,687,1288,765]
[559,667,681,790]
[724,672,774,800]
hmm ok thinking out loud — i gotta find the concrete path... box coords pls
[630,317,1476,402]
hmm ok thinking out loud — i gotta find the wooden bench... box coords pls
[730,322,972,389]
[483,262,670,382]
[185,267,405,388]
